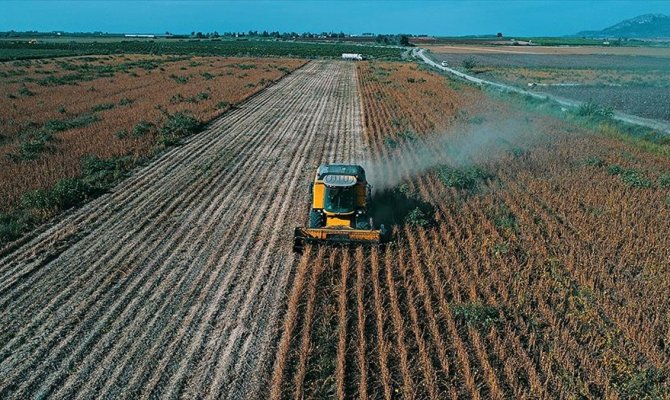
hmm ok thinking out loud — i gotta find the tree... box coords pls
[496,32,503,38]
[399,35,410,46]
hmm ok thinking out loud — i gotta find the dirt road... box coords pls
[0,60,366,399]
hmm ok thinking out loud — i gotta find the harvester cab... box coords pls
[293,164,389,253]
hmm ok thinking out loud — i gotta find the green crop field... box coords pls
[0,38,402,61]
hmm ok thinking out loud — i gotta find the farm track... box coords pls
[0,60,366,399]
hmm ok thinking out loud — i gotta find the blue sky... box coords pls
[2,1,670,36]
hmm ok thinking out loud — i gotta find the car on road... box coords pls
[441,60,449,67]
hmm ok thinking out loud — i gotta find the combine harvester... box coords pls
[293,164,389,253]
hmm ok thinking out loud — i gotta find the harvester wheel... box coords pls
[292,236,304,254]
[355,214,372,230]
[309,210,324,228]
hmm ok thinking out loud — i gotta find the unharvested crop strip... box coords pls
[405,226,456,398]
[370,248,392,400]
[383,247,415,399]
[336,250,350,399]
[354,248,368,400]
[396,245,439,399]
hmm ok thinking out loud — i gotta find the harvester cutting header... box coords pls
[293,164,389,253]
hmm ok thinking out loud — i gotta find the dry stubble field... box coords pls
[0,58,669,399]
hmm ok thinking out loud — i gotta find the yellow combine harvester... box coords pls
[293,164,389,253]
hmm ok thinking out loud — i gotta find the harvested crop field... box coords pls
[0,54,305,212]
[0,60,365,398]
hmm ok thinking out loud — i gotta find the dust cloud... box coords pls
[361,116,545,191]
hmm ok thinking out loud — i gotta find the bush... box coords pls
[397,130,417,142]
[82,155,130,191]
[462,57,478,70]
[607,165,625,175]
[0,210,35,244]
[18,85,35,96]
[614,366,666,399]
[200,72,214,80]
[170,93,185,104]
[115,129,128,139]
[6,154,132,244]
[91,102,115,112]
[491,205,518,233]
[451,303,500,328]
[49,178,93,209]
[132,120,154,137]
[577,102,614,119]
[608,165,654,188]
[216,101,230,110]
[407,207,429,227]
[187,92,210,103]
[658,173,670,188]
[9,115,98,161]
[437,165,493,190]
[169,74,189,84]
[621,171,654,188]
[585,156,606,167]
[8,130,55,161]
[118,97,134,106]
[22,178,90,211]
[157,112,201,146]
[44,114,99,132]
[383,137,398,148]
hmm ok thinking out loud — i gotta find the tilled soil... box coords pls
[0,60,366,399]
[542,84,670,122]
[431,52,670,69]
[431,52,670,123]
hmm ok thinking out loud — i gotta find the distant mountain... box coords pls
[577,13,670,38]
